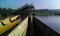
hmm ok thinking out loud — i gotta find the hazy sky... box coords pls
[0,0,60,9]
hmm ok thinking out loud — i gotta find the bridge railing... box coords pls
[0,15,60,36]
[8,17,28,36]
[0,15,20,35]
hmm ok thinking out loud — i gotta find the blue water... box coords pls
[36,16,60,34]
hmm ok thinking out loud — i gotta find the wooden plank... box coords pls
[8,17,28,36]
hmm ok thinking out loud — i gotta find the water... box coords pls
[35,16,60,34]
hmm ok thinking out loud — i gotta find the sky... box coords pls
[0,0,28,9]
[0,0,60,9]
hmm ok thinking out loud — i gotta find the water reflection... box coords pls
[36,16,60,34]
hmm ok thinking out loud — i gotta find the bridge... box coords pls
[0,4,60,36]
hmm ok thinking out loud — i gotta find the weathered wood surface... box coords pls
[8,17,28,36]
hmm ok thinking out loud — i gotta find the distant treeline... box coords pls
[33,9,60,16]
[0,8,15,19]
[0,8,60,19]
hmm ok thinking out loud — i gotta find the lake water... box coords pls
[35,16,60,34]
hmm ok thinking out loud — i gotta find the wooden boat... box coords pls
[0,15,20,35]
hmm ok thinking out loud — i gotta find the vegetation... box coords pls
[0,7,60,19]
[0,8,15,19]
[32,9,60,16]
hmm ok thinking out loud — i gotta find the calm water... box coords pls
[36,16,60,34]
